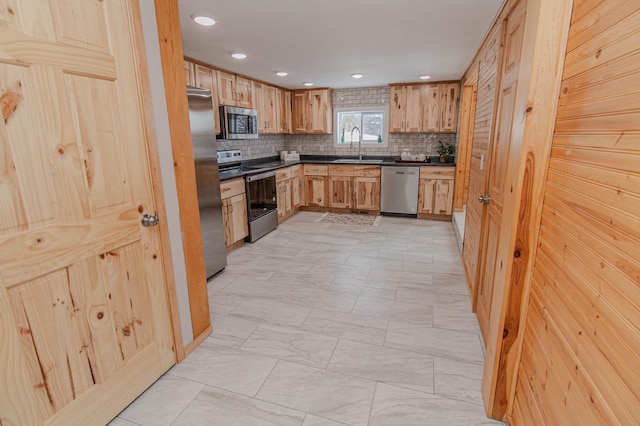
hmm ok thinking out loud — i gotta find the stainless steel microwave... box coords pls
[218,105,258,140]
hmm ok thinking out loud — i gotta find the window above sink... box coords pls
[334,106,389,148]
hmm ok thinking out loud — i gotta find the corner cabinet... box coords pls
[417,167,455,219]
[389,82,460,133]
[292,89,333,134]
[220,178,249,248]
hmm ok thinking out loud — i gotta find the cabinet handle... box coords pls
[229,204,234,213]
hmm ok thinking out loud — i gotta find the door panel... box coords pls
[475,0,527,344]
[0,1,175,424]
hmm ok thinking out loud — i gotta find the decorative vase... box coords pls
[440,156,447,163]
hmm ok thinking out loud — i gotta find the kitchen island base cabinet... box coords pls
[417,167,455,220]
[220,178,249,248]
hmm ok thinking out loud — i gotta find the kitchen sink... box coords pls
[331,159,384,164]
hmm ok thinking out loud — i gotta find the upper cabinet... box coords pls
[292,89,333,134]
[276,88,292,134]
[194,64,221,134]
[217,70,252,108]
[389,82,460,133]
[252,81,277,134]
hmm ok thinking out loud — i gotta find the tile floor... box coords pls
[111,212,503,426]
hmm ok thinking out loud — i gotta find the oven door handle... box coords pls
[246,170,276,182]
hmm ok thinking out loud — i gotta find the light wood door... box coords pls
[235,76,252,108]
[329,176,353,209]
[292,91,309,133]
[251,81,266,133]
[262,84,277,133]
[440,83,461,132]
[194,64,221,134]
[0,1,175,425]
[418,179,437,214]
[229,194,248,243]
[354,177,380,211]
[216,70,235,105]
[405,85,423,132]
[276,180,288,220]
[183,60,195,86]
[476,0,527,343]
[434,179,454,215]
[291,175,302,208]
[304,176,327,207]
[389,86,407,132]
[423,84,441,132]
[276,89,292,134]
[309,90,331,133]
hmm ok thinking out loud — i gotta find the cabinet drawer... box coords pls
[353,165,381,177]
[303,164,328,176]
[276,167,291,181]
[289,165,300,178]
[420,166,455,179]
[220,178,245,199]
[328,165,354,176]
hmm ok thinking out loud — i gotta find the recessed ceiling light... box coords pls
[192,15,216,26]
[275,71,288,77]
[419,75,431,80]
[303,82,314,87]
[230,52,247,59]
[351,73,364,79]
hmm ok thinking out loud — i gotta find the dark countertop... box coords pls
[219,155,456,181]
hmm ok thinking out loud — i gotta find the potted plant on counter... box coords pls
[436,141,455,163]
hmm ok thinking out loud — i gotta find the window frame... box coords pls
[333,105,389,149]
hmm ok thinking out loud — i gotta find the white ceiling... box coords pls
[178,0,504,89]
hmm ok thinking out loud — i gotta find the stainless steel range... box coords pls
[217,150,279,242]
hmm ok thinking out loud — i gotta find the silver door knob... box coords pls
[141,211,159,227]
[477,195,491,204]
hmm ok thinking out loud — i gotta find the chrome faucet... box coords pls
[351,127,362,160]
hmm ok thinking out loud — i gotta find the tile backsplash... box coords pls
[217,85,458,159]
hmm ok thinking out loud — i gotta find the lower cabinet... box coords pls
[303,164,329,207]
[325,165,381,212]
[354,176,381,210]
[417,167,455,218]
[276,165,302,222]
[220,178,248,247]
[329,175,353,209]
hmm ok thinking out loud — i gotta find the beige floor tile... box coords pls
[300,308,389,346]
[352,296,433,325]
[169,342,277,397]
[257,361,377,426]
[385,321,484,364]
[308,262,372,279]
[395,286,471,308]
[254,256,316,273]
[269,270,335,289]
[209,291,245,315]
[173,385,305,426]
[241,323,338,368]
[369,383,502,426]
[378,248,433,263]
[367,268,432,286]
[345,254,403,271]
[302,414,350,425]
[117,375,204,425]
[295,250,351,265]
[434,356,485,406]
[327,279,398,301]
[108,418,139,426]
[210,312,260,340]
[229,297,312,327]
[433,305,482,334]
[327,339,434,394]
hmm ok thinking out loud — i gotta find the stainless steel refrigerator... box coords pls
[188,86,227,278]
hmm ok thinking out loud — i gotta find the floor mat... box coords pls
[317,212,381,226]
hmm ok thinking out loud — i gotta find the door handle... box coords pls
[477,194,491,204]
[141,211,159,227]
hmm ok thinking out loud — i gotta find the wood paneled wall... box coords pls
[513,0,640,423]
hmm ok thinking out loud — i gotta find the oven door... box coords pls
[245,171,279,242]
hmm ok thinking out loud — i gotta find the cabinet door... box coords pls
[184,60,195,86]
[389,86,406,133]
[405,85,423,132]
[304,176,327,207]
[440,83,460,132]
[217,70,236,106]
[235,77,252,108]
[276,180,288,220]
[292,91,309,133]
[423,84,441,132]
[222,198,233,246]
[354,177,380,211]
[291,175,301,208]
[309,89,331,133]
[194,64,221,134]
[329,176,353,209]
[251,81,267,133]
[276,89,292,134]
[417,178,437,214]
[433,179,454,215]
[263,84,277,133]
[229,193,249,243]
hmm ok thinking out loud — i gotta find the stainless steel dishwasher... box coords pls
[380,166,420,215]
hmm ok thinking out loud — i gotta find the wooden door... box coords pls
[434,179,455,215]
[276,180,288,220]
[251,81,266,133]
[292,91,309,133]
[309,90,329,133]
[418,179,436,214]
[304,176,327,207]
[423,84,441,132]
[292,176,302,208]
[440,83,461,132]
[354,177,380,211]
[262,84,276,133]
[216,70,235,106]
[329,176,353,209]
[476,0,527,343]
[405,85,423,132]
[194,64,221,134]
[229,194,248,243]
[183,60,195,86]
[235,77,252,108]
[276,89,292,134]
[389,86,406,132]
[0,1,175,425]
